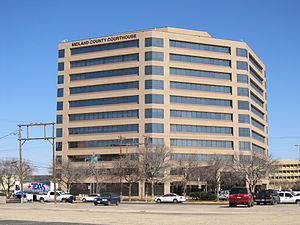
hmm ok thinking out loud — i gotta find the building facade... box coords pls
[56,27,267,195]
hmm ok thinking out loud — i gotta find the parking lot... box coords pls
[0,202,300,225]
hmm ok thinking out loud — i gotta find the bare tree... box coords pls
[56,160,85,193]
[232,152,276,193]
[112,154,140,201]
[89,162,110,193]
[0,158,34,197]
[138,145,171,201]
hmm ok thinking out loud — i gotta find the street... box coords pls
[0,202,299,225]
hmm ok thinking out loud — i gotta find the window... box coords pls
[70,67,139,81]
[145,80,164,90]
[251,93,264,107]
[57,102,63,110]
[147,138,164,145]
[145,109,164,118]
[57,75,64,84]
[171,124,233,134]
[170,110,232,120]
[170,54,230,66]
[237,87,249,97]
[171,154,233,162]
[237,74,248,83]
[56,128,62,137]
[69,95,138,107]
[57,88,63,97]
[236,48,248,57]
[251,118,264,131]
[251,105,264,118]
[70,54,139,68]
[239,128,250,137]
[58,49,65,58]
[252,143,265,152]
[250,80,264,95]
[145,123,164,133]
[69,124,139,134]
[70,81,138,94]
[145,94,164,104]
[238,100,250,110]
[171,95,232,107]
[56,142,62,151]
[68,138,139,148]
[250,67,263,84]
[238,114,250,123]
[170,138,233,148]
[170,67,231,80]
[249,54,263,72]
[145,65,164,75]
[170,40,230,53]
[252,131,265,142]
[56,115,63,124]
[145,38,164,47]
[69,110,139,121]
[58,62,64,71]
[145,51,164,61]
[71,40,139,55]
[239,141,251,151]
[170,81,231,93]
[237,61,248,71]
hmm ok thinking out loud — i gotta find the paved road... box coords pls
[0,202,300,225]
[0,221,98,225]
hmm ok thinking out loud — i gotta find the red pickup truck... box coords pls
[229,187,254,207]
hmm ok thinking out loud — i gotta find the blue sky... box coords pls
[0,0,299,174]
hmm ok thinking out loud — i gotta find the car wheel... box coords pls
[62,198,67,203]
[82,198,86,202]
[296,200,300,204]
[156,199,161,203]
[173,199,178,203]
[270,199,275,205]
[94,202,98,206]
[107,200,111,206]
[256,202,260,205]
[248,202,252,207]
[39,198,44,203]
[229,203,233,207]
[116,201,119,206]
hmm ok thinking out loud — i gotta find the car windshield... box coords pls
[230,188,248,194]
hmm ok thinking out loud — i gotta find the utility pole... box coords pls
[119,136,124,196]
[18,125,24,204]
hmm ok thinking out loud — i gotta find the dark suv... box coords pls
[254,189,280,205]
[229,187,254,207]
[94,192,121,206]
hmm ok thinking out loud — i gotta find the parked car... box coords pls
[218,190,229,201]
[94,192,121,206]
[229,187,253,207]
[81,194,100,202]
[278,191,300,204]
[155,193,186,203]
[37,191,74,203]
[254,189,280,205]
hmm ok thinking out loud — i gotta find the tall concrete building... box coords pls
[56,27,267,194]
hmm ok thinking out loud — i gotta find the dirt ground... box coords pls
[0,202,299,225]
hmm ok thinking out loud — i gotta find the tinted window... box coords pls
[145,38,164,47]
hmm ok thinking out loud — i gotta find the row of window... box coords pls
[170,138,233,148]
[171,153,233,161]
[145,38,164,47]
[170,110,232,120]
[249,54,263,72]
[170,54,231,66]
[69,124,139,134]
[170,124,233,134]
[69,110,139,121]
[170,95,232,107]
[71,40,139,55]
[170,67,231,80]
[251,105,264,118]
[145,80,164,90]
[70,81,138,94]
[252,131,265,142]
[250,92,264,107]
[68,154,119,162]
[252,143,265,152]
[250,67,263,84]
[145,109,164,118]
[170,81,231,93]
[145,51,164,61]
[68,138,139,148]
[250,80,264,96]
[70,53,139,68]
[170,40,230,53]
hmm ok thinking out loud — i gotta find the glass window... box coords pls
[57,75,64,84]
[57,88,63,97]
[69,124,139,134]
[170,67,231,80]
[236,48,248,57]
[57,102,63,110]
[70,95,139,107]
[145,123,164,133]
[251,118,264,131]
[69,110,139,121]
[252,143,265,152]
[250,80,264,96]
[145,51,164,61]
[250,68,263,84]
[147,138,164,145]
[71,40,139,55]
[239,141,251,151]
[252,131,265,142]
[171,95,232,107]
[170,110,232,121]
[58,62,64,71]
[170,138,233,148]
[238,100,250,110]
[145,94,164,104]
[251,93,264,107]
[170,40,230,53]
[238,114,250,123]
[237,87,249,96]
[69,138,139,148]
[237,61,248,71]
[249,54,263,72]
[145,66,164,75]
[58,49,65,58]
[56,128,62,137]
[56,115,63,124]
[56,142,62,151]
[70,67,139,81]
[239,128,250,137]
[170,54,231,66]
[171,124,233,134]
[145,38,164,47]
[237,74,248,83]
[171,81,231,93]
[70,54,139,68]
[145,108,164,118]
[145,80,164,90]
[251,105,264,118]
